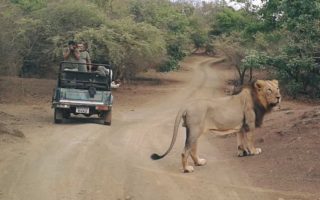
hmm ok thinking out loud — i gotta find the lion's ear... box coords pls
[272,80,279,85]
[254,80,265,90]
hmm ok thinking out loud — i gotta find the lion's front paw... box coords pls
[183,166,194,173]
[196,158,207,166]
[238,148,261,157]
[238,150,244,157]
[238,149,250,157]
[253,148,262,155]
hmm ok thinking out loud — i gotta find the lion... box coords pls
[151,80,281,173]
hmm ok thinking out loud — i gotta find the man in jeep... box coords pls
[63,40,80,70]
[78,42,91,72]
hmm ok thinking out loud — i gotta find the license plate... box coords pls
[76,107,89,114]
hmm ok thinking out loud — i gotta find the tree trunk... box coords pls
[240,68,247,85]
[249,68,253,82]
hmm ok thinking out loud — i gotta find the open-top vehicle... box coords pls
[52,62,113,125]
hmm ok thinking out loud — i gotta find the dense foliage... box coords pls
[263,0,320,97]
[0,0,319,97]
[0,0,200,78]
[211,0,320,97]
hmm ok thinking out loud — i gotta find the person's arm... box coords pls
[63,48,70,60]
[73,49,80,60]
[86,52,92,71]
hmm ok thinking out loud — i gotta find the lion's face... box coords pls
[254,80,281,109]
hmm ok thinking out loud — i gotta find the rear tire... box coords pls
[54,108,63,124]
[102,110,112,126]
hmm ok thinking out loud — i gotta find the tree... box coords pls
[262,0,320,97]
[129,0,194,71]
[210,7,248,36]
[1,0,218,78]
[74,18,166,80]
[18,1,106,77]
[0,1,25,75]
[211,6,263,84]
[215,33,247,84]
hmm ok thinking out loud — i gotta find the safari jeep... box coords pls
[52,62,113,125]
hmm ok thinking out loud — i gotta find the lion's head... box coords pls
[253,80,281,110]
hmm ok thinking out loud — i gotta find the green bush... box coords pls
[158,58,179,72]
[285,81,304,98]
[10,0,47,12]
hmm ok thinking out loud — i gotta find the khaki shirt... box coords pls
[63,47,80,70]
[78,51,91,72]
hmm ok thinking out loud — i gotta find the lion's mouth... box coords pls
[270,98,281,107]
[269,102,279,107]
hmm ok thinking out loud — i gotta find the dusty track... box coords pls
[0,56,318,200]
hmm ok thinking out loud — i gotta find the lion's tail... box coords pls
[151,109,186,160]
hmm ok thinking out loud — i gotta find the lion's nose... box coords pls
[276,96,281,102]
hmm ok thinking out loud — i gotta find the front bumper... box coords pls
[52,100,112,115]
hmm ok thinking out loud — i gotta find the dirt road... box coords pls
[0,56,318,200]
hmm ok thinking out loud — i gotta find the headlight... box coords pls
[56,104,70,108]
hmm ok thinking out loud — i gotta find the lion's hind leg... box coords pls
[190,141,207,166]
[181,126,205,173]
[181,127,193,173]
[181,151,194,173]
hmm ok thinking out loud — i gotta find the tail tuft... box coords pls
[151,153,163,160]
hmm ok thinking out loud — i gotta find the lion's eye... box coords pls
[267,89,272,94]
